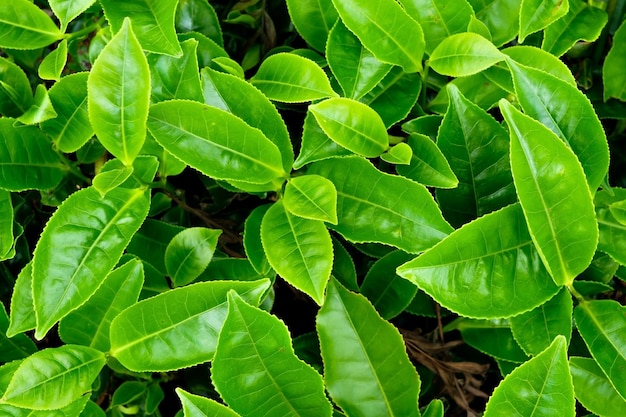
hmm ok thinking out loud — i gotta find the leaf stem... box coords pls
[64,16,107,41]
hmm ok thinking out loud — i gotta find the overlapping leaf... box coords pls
[595,188,626,265]
[285,0,338,52]
[175,0,223,46]
[165,227,221,287]
[429,32,505,77]
[293,112,351,169]
[212,292,332,417]
[149,38,204,103]
[603,20,626,101]
[49,0,96,31]
[32,187,150,339]
[570,357,626,417]
[451,318,529,362]
[519,0,569,43]
[0,56,32,117]
[308,156,452,253]
[0,190,13,260]
[38,39,68,81]
[176,388,241,417]
[284,175,338,224]
[6,263,35,337]
[0,305,36,363]
[109,279,270,371]
[472,0,522,46]
[0,0,63,50]
[397,133,457,189]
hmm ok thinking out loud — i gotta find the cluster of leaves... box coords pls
[1,0,626,416]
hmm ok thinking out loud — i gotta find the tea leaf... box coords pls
[0,190,13,260]
[37,39,67,81]
[603,20,626,101]
[176,388,241,417]
[570,357,626,417]
[6,263,35,337]
[452,318,528,362]
[472,0,522,46]
[396,133,458,189]
[49,0,96,31]
[175,0,223,46]
[148,39,204,103]
[0,0,62,50]
[285,0,338,52]
[165,227,221,287]
[519,0,569,43]
[0,56,33,117]
[429,32,505,77]
[293,112,351,169]
[0,305,37,363]
[284,175,338,224]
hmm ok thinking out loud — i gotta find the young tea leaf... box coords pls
[570,357,626,417]
[284,175,338,224]
[397,133,458,189]
[285,0,338,52]
[37,39,68,81]
[518,0,569,43]
[6,263,35,337]
[0,0,63,50]
[429,32,505,77]
[0,56,33,117]
[176,388,241,417]
[165,227,221,287]
[603,20,626,101]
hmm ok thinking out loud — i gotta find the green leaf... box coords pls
[293,112,351,169]
[0,56,32,117]
[507,59,609,191]
[284,175,338,224]
[510,288,573,356]
[0,304,37,363]
[286,0,338,52]
[212,292,333,417]
[0,0,63,50]
[127,218,184,275]
[0,345,105,410]
[429,32,505,77]
[596,189,626,265]
[519,0,569,43]
[309,156,453,253]
[483,336,575,416]
[422,399,444,417]
[201,67,294,173]
[542,0,608,56]
[360,251,416,319]
[467,15,493,40]
[428,71,508,114]
[603,20,626,102]
[110,381,146,409]
[381,142,413,165]
[149,38,204,103]
[165,227,221,287]
[109,279,270,371]
[471,0,522,46]
[32,187,150,339]
[0,119,65,192]
[331,237,358,292]
[38,39,68,81]
[6,263,35,337]
[500,99,598,286]
[397,133,457,189]
[398,0,475,54]
[100,0,182,56]
[141,134,186,178]
[176,388,241,417]
[16,84,57,125]
[92,166,134,197]
[58,259,144,352]
[570,357,626,417]
[451,318,528,362]
[0,395,90,417]
[250,53,337,102]
[436,84,515,227]
[310,97,388,158]
[88,18,150,166]
[574,300,626,400]
[317,279,421,417]
[147,100,286,184]
[50,0,96,31]
[398,204,560,318]
[243,205,273,277]
[330,0,424,73]
[326,20,392,100]
[261,200,332,304]
[0,190,13,259]
[40,73,93,153]
[175,0,223,47]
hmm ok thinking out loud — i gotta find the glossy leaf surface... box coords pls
[109,279,270,371]
[603,20,626,101]
[507,59,609,191]
[574,300,626,400]
[243,204,273,277]
[472,0,522,46]
[0,0,63,50]
[49,0,96,31]
[501,100,597,286]
[429,33,505,77]
[212,292,332,417]
[381,142,413,165]
[284,175,338,224]
[436,85,514,227]
[176,388,241,417]
[0,305,36,363]
[100,0,182,56]
[6,263,35,337]
[326,20,391,100]
[32,187,150,339]
[397,133,457,189]
[453,318,528,362]
[175,0,223,46]
[519,0,569,43]
[0,57,32,117]
[0,345,105,410]
[570,357,626,417]
[148,100,285,183]
[293,112,351,169]
[285,0,338,52]
[310,98,388,157]
[149,38,203,103]
[0,119,65,192]
[330,0,424,73]
[317,279,421,417]
[398,204,560,319]
[261,200,332,304]
[483,336,575,417]
[250,53,337,102]
[596,189,626,265]
[309,156,452,253]
[510,288,573,356]
[38,39,67,81]
[58,260,144,352]
[165,227,221,287]
[0,190,13,259]
[92,166,134,197]
[16,84,57,126]
[126,218,184,275]
[88,18,150,166]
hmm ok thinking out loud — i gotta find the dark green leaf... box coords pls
[603,20,626,101]
[570,357,626,417]
[149,38,204,103]
[176,0,223,46]
[285,0,338,52]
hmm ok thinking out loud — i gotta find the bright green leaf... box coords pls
[6,263,35,337]
[176,388,241,417]
[58,259,144,352]
[32,187,150,339]
[148,100,286,184]
[483,336,575,416]
[92,166,134,197]
[471,0,522,47]
[595,189,626,265]
[310,97,388,158]
[212,292,333,417]
[261,200,332,304]
[293,112,351,169]
[500,99,598,286]
[175,0,223,47]
[428,71,508,114]
[574,300,626,400]
[0,190,13,259]
[110,381,146,409]
[49,0,97,32]
[519,0,569,43]
[603,20,626,102]
[16,84,57,125]
[0,345,105,410]
[0,395,90,416]
[149,38,204,103]
[422,399,444,417]
[0,0,63,50]
[317,279,421,417]
[109,279,270,372]
[330,0,424,73]
[398,204,560,319]
[38,39,68,81]
[429,32,505,77]
[397,133,457,189]
[100,0,182,56]
[467,15,493,40]
[0,56,32,117]
[165,227,221,287]
[570,357,626,417]
[243,205,273,277]
[126,218,184,275]
[381,142,413,165]
[141,134,186,178]
[284,175,338,224]
[285,0,338,52]
[309,156,453,253]
[88,18,150,166]
[250,53,338,102]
